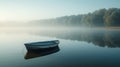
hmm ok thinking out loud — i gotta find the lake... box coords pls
[0,28,120,67]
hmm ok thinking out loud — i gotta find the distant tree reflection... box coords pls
[31,29,120,48]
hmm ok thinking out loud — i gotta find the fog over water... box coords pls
[0,25,119,67]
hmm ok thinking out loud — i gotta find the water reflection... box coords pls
[30,29,120,48]
[0,28,119,67]
[24,46,60,59]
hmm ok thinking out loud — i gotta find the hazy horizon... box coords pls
[0,0,120,22]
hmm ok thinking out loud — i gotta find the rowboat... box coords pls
[24,40,59,51]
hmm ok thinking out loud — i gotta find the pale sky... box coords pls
[0,0,120,22]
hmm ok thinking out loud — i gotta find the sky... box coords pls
[0,0,120,22]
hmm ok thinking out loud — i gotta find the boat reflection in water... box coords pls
[24,46,60,60]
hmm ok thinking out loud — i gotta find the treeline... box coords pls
[31,8,120,27]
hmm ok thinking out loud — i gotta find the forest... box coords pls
[31,8,120,27]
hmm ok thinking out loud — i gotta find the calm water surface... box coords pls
[0,28,120,67]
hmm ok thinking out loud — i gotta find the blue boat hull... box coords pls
[24,40,59,51]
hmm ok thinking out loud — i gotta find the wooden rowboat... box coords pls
[24,40,59,51]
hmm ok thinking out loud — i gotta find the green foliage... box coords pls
[34,8,120,27]
[104,8,120,26]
